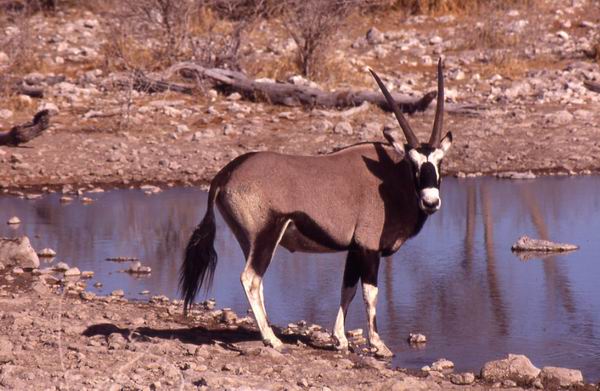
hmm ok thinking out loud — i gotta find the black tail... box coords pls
[179,185,219,315]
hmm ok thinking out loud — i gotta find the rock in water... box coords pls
[7,216,21,225]
[0,236,40,269]
[539,366,584,388]
[481,354,540,386]
[511,235,578,252]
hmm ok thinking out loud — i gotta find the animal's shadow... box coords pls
[82,322,336,353]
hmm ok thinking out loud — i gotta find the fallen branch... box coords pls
[583,80,600,94]
[0,110,50,146]
[132,71,194,95]
[164,62,436,113]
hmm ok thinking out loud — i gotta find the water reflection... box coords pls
[0,177,599,381]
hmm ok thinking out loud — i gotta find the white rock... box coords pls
[429,36,443,45]
[539,367,583,388]
[334,121,353,135]
[556,30,570,40]
[64,267,81,277]
[53,263,69,273]
[0,109,13,119]
[39,102,59,115]
[408,333,427,343]
[7,216,21,225]
[545,110,573,126]
[481,354,540,386]
[111,289,125,297]
[38,248,57,257]
[227,92,242,101]
[0,236,40,268]
[431,358,454,371]
[366,27,385,45]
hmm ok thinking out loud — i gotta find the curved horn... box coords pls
[369,69,420,148]
[429,58,444,147]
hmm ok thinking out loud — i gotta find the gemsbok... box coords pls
[180,59,452,357]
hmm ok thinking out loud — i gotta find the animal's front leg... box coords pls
[360,253,393,358]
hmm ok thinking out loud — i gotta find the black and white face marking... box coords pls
[406,134,452,214]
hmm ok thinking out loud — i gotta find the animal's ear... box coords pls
[440,131,452,153]
[383,128,405,157]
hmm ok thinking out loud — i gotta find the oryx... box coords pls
[180,59,452,357]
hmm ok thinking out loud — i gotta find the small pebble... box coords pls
[7,216,21,225]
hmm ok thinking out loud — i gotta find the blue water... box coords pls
[1,177,599,380]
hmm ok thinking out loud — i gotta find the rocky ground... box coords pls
[0,238,597,390]
[0,0,600,194]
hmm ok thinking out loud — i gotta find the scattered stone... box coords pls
[7,216,21,225]
[511,235,579,253]
[60,196,73,203]
[0,236,40,268]
[495,171,536,180]
[127,261,152,274]
[539,366,583,388]
[220,308,237,325]
[111,289,125,297]
[556,30,569,40]
[81,271,94,279]
[429,36,443,45]
[39,102,59,115]
[408,333,427,344]
[53,262,69,272]
[80,291,96,301]
[37,248,56,258]
[106,256,138,262]
[140,185,161,195]
[12,267,24,274]
[333,121,353,135]
[366,27,385,45]
[431,358,454,372]
[481,354,540,386]
[450,372,476,385]
[544,110,573,126]
[64,267,81,277]
[81,197,93,204]
[0,109,13,119]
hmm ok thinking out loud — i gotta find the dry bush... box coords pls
[0,4,40,76]
[102,0,266,72]
[190,1,267,70]
[283,0,357,79]
[364,0,536,14]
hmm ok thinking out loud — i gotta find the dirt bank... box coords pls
[0,267,578,391]
[1,1,600,193]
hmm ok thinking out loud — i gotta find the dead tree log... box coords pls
[132,71,194,95]
[0,110,50,146]
[163,63,436,113]
[584,80,600,94]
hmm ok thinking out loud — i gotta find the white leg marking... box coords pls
[362,283,393,357]
[333,284,358,349]
[241,220,291,349]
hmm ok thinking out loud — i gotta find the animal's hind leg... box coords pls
[360,251,393,358]
[333,250,361,350]
[240,219,290,349]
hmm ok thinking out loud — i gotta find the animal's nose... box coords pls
[423,198,440,209]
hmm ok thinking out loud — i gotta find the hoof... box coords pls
[372,344,394,358]
[263,337,284,351]
[333,336,349,352]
